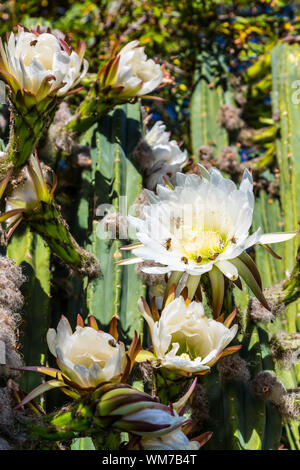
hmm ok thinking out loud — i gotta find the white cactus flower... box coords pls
[144,121,188,190]
[0,26,88,100]
[138,296,238,374]
[140,428,200,450]
[46,317,127,389]
[112,40,163,97]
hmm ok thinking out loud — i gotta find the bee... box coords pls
[171,216,182,230]
[181,256,188,264]
[231,237,237,244]
[196,255,202,263]
[163,238,172,251]
[175,217,182,229]
[108,339,117,348]
[30,40,38,46]
[209,253,219,261]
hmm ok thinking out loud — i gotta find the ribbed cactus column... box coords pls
[191,75,228,159]
[252,190,285,287]
[85,103,146,340]
[7,227,51,392]
[271,43,300,279]
[270,42,300,448]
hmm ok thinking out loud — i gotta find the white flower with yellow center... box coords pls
[119,167,297,314]
[140,428,200,450]
[46,316,126,389]
[138,296,239,375]
[144,121,188,190]
[0,26,88,101]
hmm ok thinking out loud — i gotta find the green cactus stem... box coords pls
[0,92,59,177]
[26,201,100,279]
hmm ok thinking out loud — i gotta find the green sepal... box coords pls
[231,257,270,310]
[208,266,225,318]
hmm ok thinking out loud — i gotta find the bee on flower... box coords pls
[15,315,136,403]
[0,25,88,102]
[0,26,88,171]
[117,167,297,315]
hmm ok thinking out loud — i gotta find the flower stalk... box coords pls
[1,90,59,177]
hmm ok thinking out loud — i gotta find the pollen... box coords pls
[171,229,228,264]
[179,353,191,361]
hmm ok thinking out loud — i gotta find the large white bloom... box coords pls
[138,296,238,374]
[46,317,127,389]
[144,121,188,190]
[113,40,163,97]
[140,428,200,450]
[122,168,296,279]
[0,27,88,100]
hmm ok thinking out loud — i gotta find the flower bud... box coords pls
[99,40,163,100]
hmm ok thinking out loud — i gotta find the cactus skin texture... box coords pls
[7,226,51,392]
[190,51,234,160]
[269,42,300,450]
[83,103,146,342]
[189,45,300,450]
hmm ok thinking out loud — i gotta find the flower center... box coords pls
[179,352,191,361]
[170,332,200,361]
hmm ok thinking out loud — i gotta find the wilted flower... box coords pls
[0,153,55,238]
[98,40,163,100]
[46,316,127,389]
[118,168,297,313]
[0,26,88,102]
[138,296,239,375]
[143,121,187,190]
